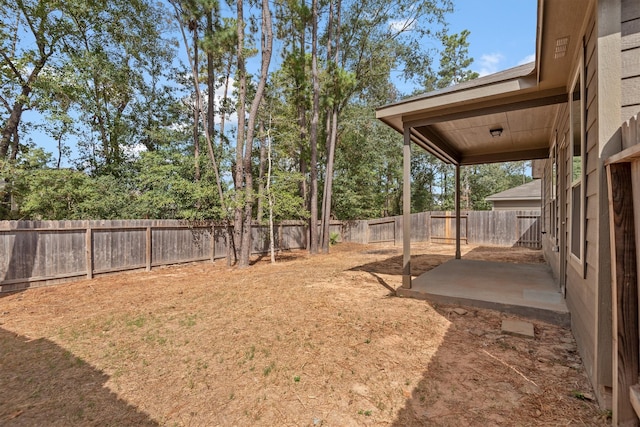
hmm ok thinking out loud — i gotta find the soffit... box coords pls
[376,0,592,166]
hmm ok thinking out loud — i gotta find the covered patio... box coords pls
[399,259,569,326]
[375,0,587,320]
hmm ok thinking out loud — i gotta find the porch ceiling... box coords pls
[376,0,592,166]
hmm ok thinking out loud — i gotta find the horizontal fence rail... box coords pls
[0,211,540,292]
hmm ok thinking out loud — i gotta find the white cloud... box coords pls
[212,77,238,128]
[178,77,239,129]
[476,52,505,77]
[517,53,536,65]
[389,18,415,32]
[124,142,147,159]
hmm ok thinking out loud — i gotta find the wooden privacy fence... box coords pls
[430,214,468,244]
[605,113,640,425]
[0,210,540,292]
[0,219,314,293]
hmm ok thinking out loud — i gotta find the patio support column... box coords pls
[402,126,412,288]
[455,164,461,259]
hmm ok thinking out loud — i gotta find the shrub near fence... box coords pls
[0,211,540,292]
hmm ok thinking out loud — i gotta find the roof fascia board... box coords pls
[486,197,541,201]
[461,147,550,165]
[536,0,544,84]
[376,76,537,120]
[403,89,567,128]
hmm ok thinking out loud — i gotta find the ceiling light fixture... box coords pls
[490,127,503,137]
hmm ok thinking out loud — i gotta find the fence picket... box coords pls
[0,211,540,292]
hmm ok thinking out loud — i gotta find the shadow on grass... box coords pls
[350,254,452,277]
[0,327,158,426]
[349,253,452,295]
[249,250,302,266]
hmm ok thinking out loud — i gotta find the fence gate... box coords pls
[430,214,468,245]
[515,214,541,249]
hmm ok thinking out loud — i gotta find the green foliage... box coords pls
[329,231,339,246]
[0,0,535,226]
[4,145,228,220]
[267,170,309,221]
[331,105,402,219]
[430,30,480,90]
[130,149,222,220]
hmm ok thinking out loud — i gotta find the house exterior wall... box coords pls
[568,11,606,398]
[541,0,640,408]
[621,0,640,124]
[541,2,624,406]
[490,200,540,211]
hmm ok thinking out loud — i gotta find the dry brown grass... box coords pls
[0,242,608,426]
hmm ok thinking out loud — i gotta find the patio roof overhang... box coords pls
[375,0,594,166]
[381,0,595,289]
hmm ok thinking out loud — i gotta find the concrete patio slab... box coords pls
[397,259,569,326]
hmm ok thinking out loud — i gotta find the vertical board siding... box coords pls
[93,228,146,273]
[368,219,395,243]
[342,221,368,244]
[152,227,212,265]
[622,0,640,123]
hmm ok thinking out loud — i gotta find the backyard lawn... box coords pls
[0,242,608,426]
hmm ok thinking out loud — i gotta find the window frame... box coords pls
[550,137,558,248]
[568,53,586,274]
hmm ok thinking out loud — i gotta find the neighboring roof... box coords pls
[485,179,542,202]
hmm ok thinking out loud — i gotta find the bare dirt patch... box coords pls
[0,242,608,426]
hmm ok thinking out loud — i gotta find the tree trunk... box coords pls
[266,120,276,264]
[321,105,338,252]
[238,0,273,268]
[233,0,247,266]
[219,60,232,153]
[257,121,266,223]
[309,0,320,254]
[193,21,201,181]
[319,0,334,247]
[297,27,308,208]
[206,11,216,158]
[320,0,341,253]
[0,35,50,160]
[0,98,25,159]
[170,0,230,265]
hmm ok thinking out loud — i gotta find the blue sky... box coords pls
[25,0,539,165]
[446,0,537,76]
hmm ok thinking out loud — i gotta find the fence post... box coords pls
[146,226,152,271]
[85,226,93,279]
[210,224,216,263]
[391,219,395,246]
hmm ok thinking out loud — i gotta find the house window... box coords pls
[569,56,585,264]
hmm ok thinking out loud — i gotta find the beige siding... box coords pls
[622,0,640,122]
[541,154,561,281]
[563,10,611,398]
[541,101,569,284]
[490,200,541,211]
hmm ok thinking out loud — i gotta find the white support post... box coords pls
[403,126,412,288]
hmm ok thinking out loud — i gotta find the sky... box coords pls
[446,0,538,77]
[23,0,538,166]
